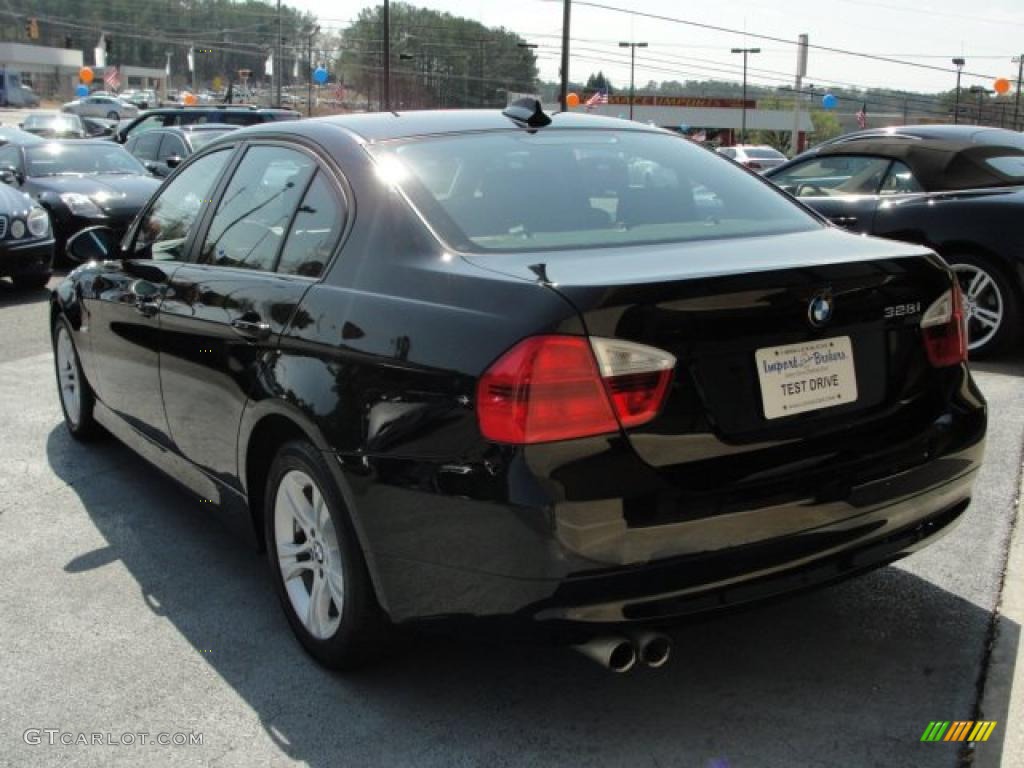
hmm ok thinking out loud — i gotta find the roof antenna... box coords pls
[502,97,551,129]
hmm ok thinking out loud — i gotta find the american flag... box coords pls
[104,66,120,90]
[584,88,608,110]
[856,102,868,129]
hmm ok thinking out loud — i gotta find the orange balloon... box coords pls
[79,67,94,84]
[182,92,197,106]
[994,77,1011,95]
[567,92,580,108]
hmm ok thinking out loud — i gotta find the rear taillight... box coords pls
[920,285,967,367]
[476,335,676,444]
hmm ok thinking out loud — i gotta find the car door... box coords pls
[83,148,234,445]
[159,142,341,487]
[769,154,891,233]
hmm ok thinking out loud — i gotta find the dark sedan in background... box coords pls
[0,181,53,289]
[0,140,160,256]
[125,124,237,177]
[766,126,1024,356]
[52,106,985,672]
[20,112,86,139]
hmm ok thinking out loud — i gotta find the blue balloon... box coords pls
[313,67,328,84]
[679,123,689,132]
[822,93,838,110]
[75,84,89,98]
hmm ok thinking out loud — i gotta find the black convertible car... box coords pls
[765,125,1024,356]
[0,140,160,256]
[51,105,986,671]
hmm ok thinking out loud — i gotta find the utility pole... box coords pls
[731,47,761,144]
[952,57,965,125]
[307,25,318,117]
[618,41,647,120]
[790,34,808,156]
[274,0,283,107]
[903,95,909,125]
[1013,55,1023,131]
[382,0,391,111]
[559,0,571,111]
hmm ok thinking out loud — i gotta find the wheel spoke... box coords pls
[283,475,316,531]
[312,484,329,532]
[326,567,345,609]
[973,307,1001,329]
[306,572,330,637]
[277,540,312,582]
[967,270,990,300]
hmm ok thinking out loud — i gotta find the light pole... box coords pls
[618,41,647,120]
[731,47,760,144]
[275,0,283,108]
[306,24,319,117]
[382,0,391,111]
[952,57,965,124]
[1013,55,1023,131]
[560,0,571,111]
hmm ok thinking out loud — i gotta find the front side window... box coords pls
[131,132,162,162]
[132,149,231,261]
[771,155,892,198]
[198,145,315,271]
[158,134,187,161]
[372,130,819,253]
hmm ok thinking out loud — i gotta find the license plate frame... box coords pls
[755,336,859,420]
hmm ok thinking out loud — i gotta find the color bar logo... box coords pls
[920,721,997,742]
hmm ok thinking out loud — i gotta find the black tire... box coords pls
[12,271,51,291]
[947,254,1021,358]
[264,439,389,670]
[52,316,102,441]
[106,111,119,120]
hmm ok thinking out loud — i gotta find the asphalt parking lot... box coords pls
[0,274,1022,768]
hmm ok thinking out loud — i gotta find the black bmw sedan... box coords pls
[0,140,160,256]
[51,104,986,671]
[765,125,1024,357]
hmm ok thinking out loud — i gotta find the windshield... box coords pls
[371,130,819,253]
[24,114,81,132]
[188,130,231,150]
[25,143,146,176]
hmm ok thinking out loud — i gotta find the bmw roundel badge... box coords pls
[808,292,834,327]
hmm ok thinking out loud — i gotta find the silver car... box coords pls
[61,95,139,121]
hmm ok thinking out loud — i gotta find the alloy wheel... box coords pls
[55,325,81,428]
[273,469,345,640]
[951,263,1003,352]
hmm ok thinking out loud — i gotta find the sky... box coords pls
[287,0,1023,97]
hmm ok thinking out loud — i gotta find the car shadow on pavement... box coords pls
[45,424,1018,768]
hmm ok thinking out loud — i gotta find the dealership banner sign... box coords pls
[606,95,756,108]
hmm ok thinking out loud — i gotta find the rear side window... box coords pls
[372,130,818,252]
[158,134,187,160]
[198,145,315,271]
[276,172,343,278]
[880,160,924,194]
[984,156,1024,180]
[770,155,891,197]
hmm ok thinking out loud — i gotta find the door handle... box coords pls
[829,215,859,226]
[231,317,272,341]
[135,299,160,318]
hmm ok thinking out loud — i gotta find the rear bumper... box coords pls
[341,374,986,626]
[0,238,54,277]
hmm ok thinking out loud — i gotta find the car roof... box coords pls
[140,105,296,115]
[227,109,660,144]
[772,125,1024,191]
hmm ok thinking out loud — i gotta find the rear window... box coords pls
[372,130,819,253]
[984,156,1024,179]
[744,148,785,159]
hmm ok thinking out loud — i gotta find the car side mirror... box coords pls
[0,166,20,185]
[165,155,183,169]
[66,226,120,263]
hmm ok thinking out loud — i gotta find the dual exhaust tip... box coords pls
[573,631,672,673]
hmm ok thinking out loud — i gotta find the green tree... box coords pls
[338,3,538,110]
[810,109,842,144]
